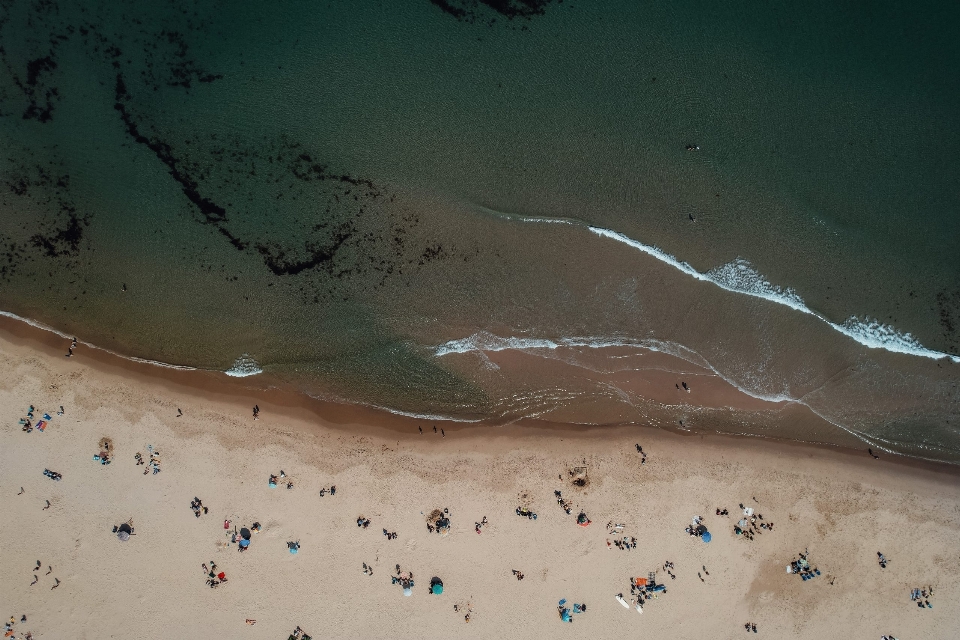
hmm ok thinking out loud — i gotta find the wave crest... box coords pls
[225,354,263,377]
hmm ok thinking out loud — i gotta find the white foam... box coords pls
[434,331,793,404]
[225,354,263,377]
[474,205,958,363]
[585,227,958,363]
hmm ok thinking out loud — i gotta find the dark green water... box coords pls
[1,0,959,459]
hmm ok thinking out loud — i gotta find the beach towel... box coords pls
[36,420,46,432]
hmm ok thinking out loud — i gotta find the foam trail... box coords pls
[472,206,959,363]
[434,331,794,404]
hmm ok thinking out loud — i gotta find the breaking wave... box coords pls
[471,206,959,363]
[225,354,263,377]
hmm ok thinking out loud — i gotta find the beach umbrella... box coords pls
[240,528,251,540]
[239,538,250,548]
[702,531,712,543]
[117,531,130,541]
[403,587,412,596]
[430,578,444,595]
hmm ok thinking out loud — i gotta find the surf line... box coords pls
[0,309,197,372]
[473,207,960,364]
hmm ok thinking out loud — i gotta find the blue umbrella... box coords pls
[238,538,250,548]
[702,531,712,543]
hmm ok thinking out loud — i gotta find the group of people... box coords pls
[877,551,888,569]
[202,561,226,588]
[426,508,451,534]
[684,515,708,538]
[634,443,647,464]
[356,516,371,529]
[733,505,772,540]
[788,550,820,581]
[390,566,414,592]
[287,626,312,640]
[662,560,677,581]
[19,405,57,433]
[93,438,113,465]
[190,497,208,518]
[556,598,586,623]
[42,468,62,481]
[4,615,32,640]
[268,471,293,489]
[553,490,573,514]
[134,446,161,475]
[743,622,758,633]
[910,586,934,608]
[474,516,488,534]
[609,536,638,551]
[515,506,537,519]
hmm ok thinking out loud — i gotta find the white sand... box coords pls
[1,331,959,639]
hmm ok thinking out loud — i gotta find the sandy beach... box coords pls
[2,324,959,640]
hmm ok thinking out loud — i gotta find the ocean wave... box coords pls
[474,205,958,363]
[588,226,960,363]
[435,331,703,362]
[434,331,794,404]
[225,354,263,377]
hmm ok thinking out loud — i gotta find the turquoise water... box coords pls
[1,0,958,459]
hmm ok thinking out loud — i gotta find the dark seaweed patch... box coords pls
[30,206,89,257]
[429,0,560,23]
[113,73,243,247]
[935,290,960,355]
[0,0,68,123]
[0,145,89,282]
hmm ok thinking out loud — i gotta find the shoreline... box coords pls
[2,325,959,639]
[2,309,957,477]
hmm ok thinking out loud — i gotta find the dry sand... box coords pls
[1,327,959,640]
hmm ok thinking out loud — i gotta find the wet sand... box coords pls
[1,319,959,639]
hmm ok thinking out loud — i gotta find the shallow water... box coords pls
[1,0,958,460]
